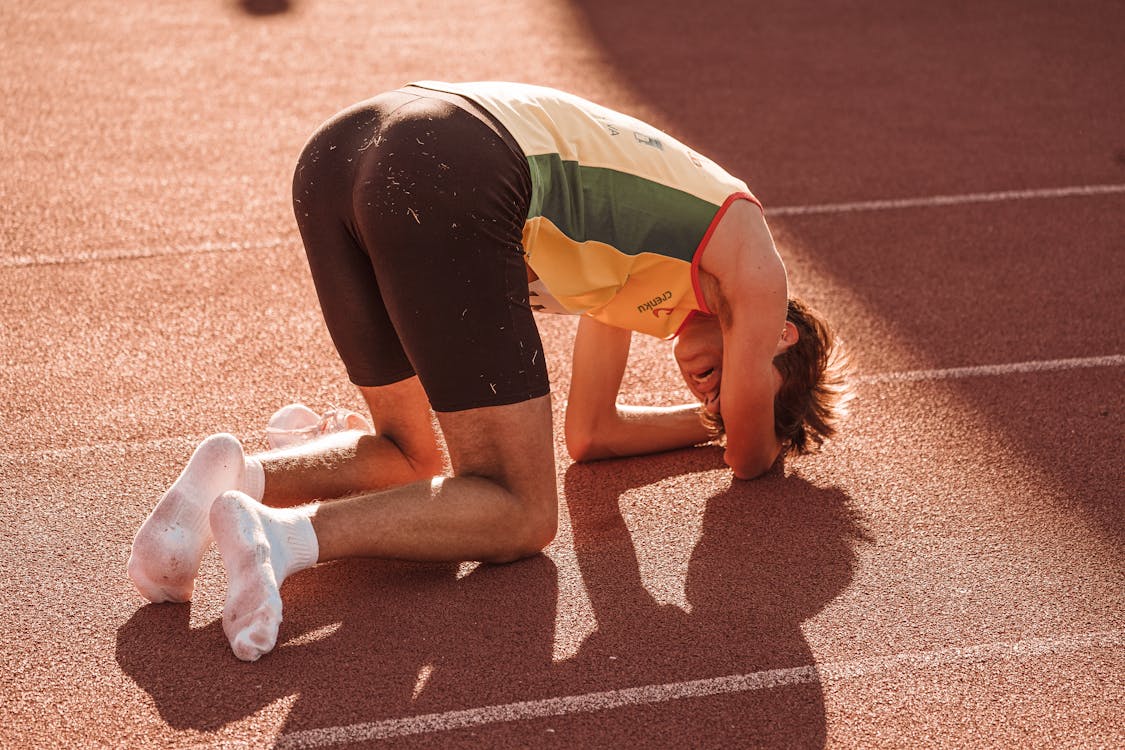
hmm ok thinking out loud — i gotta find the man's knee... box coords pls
[484,494,558,564]
[519,494,559,555]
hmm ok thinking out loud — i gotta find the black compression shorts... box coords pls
[292,87,548,412]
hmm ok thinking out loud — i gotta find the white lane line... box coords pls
[0,434,228,464]
[628,353,1125,405]
[769,183,1125,216]
[3,183,1123,269]
[0,237,290,269]
[274,629,1125,749]
[7,435,207,461]
[3,353,1122,463]
[854,354,1125,384]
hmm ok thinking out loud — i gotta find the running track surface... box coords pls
[2,1,1123,748]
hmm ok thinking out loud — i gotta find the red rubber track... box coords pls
[2,1,1122,748]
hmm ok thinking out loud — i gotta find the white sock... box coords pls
[127,433,264,603]
[210,491,319,662]
[242,455,265,502]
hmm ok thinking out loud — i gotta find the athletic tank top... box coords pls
[409,81,761,339]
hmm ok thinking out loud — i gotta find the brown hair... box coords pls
[699,297,852,454]
[772,297,852,454]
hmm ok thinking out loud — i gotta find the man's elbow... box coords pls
[565,425,600,463]
[729,461,770,481]
[567,438,593,463]
[725,443,781,480]
[567,420,626,462]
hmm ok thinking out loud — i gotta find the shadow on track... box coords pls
[115,449,866,745]
[115,555,558,737]
[555,451,869,746]
[235,0,292,16]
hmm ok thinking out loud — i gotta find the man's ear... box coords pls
[776,320,799,355]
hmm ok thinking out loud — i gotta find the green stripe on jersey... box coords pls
[526,153,720,262]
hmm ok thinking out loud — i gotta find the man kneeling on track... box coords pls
[127,81,852,661]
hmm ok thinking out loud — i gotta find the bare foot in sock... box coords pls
[210,491,318,662]
[127,433,262,603]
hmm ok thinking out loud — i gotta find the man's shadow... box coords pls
[555,449,869,747]
[117,450,865,745]
[115,552,559,738]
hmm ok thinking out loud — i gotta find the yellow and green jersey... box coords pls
[409,80,761,339]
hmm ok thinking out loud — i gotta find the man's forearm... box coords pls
[576,403,715,461]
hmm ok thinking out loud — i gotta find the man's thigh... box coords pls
[352,95,545,413]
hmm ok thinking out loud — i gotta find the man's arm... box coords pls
[565,316,714,462]
[700,200,790,479]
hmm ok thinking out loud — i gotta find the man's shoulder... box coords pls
[698,199,783,300]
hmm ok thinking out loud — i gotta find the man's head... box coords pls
[674,297,852,454]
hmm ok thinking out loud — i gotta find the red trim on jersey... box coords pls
[673,309,699,339]
[689,191,763,318]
